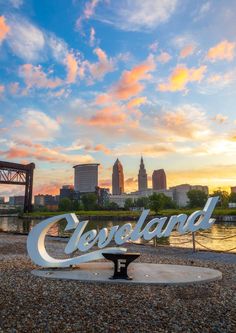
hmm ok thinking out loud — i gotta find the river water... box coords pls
[0,216,235,253]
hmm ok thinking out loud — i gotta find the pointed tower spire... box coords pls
[138,156,148,192]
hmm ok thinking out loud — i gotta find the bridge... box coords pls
[0,161,35,213]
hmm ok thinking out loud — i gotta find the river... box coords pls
[0,215,235,253]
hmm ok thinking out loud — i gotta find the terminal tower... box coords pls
[138,157,148,191]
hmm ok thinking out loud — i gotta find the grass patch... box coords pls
[22,207,236,218]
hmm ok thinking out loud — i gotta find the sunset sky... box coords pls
[0,0,236,197]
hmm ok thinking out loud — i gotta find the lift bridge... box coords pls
[0,161,35,213]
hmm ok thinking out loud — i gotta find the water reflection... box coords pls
[0,216,235,253]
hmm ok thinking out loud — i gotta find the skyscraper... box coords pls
[152,169,167,190]
[112,159,124,195]
[138,157,148,191]
[74,163,99,193]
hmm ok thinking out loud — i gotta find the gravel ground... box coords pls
[0,233,235,333]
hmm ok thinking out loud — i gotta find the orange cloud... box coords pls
[65,53,78,83]
[212,114,228,124]
[180,44,195,58]
[9,82,20,94]
[112,56,155,100]
[0,16,10,43]
[157,105,210,140]
[158,65,207,92]
[2,142,94,164]
[88,48,114,80]
[19,64,62,89]
[0,84,4,95]
[207,40,235,61]
[80,105,127,127]
[95,93,112,105]
[127,96,147,109]
[157,52,171,63]
[93,144,111,154]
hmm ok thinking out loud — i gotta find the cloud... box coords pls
[155,105,211,141]
[157,52,172,63]
[0,16,10,43]
[149,41,158,52]
[47,34,68,64]
[78,104,128,127]
[1,141,94,165]
[212,114,228,124]
[19,64,62,90]
[96,0,178,31]
[85,143,111,154]
[180,44,195,58]
[193,1,211,21]
[7,16,45,62]
[112,55,155,100]
[114,142,175,157]
[95,93,112,105]
[12,109,60,142]
[76,0,100,29]
[88,48,115,80]
[158,65,207,92]
[65,53,78,83]
[89,27,96,46]
[201,69,236,93]
[207,40,236,62]
[127,97,147,109]
[9,82,20,94]
[0,85,4,95]
[9,0,24,8]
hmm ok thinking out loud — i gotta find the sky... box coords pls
[0,0,236,198]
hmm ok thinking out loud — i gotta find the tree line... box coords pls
[36,189,236,213]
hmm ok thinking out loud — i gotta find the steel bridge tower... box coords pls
[0,161,35,213]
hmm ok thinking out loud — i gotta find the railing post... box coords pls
[192,232,196,253]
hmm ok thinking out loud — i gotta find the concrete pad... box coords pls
[32,262,222,285]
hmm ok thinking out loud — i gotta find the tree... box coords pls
[187,190,208,208]
[148,193,165,213]
[106,202,120,210]
[81,193,98,210]
[58,198,73,211]
[135,197,149,209]
[213,190,229,208]
[124,198,134,210]
[229,192,236,203]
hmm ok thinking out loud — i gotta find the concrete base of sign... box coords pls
[32,263,222,285]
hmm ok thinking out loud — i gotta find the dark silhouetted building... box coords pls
[138,157,148,191]
[9,196,24,206]
[152,169,167,190]
[112,159,124,195]
[60,185,74,200]
[231,186,236,194]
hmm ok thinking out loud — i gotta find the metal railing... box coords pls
[153,231,236,253]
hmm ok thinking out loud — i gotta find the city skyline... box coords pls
[0,0,236,198]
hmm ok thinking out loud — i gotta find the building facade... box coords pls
[74,163,99,193]
[110,189,173,208]
[152,169,167,190]
[9,196,24,206]
[59,185,75,200]
[112,159,124,195]
[138,157,148,191]
[231,186,236,194]
[170,184,209,207]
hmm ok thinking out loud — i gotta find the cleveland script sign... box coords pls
[27,197,218,267]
